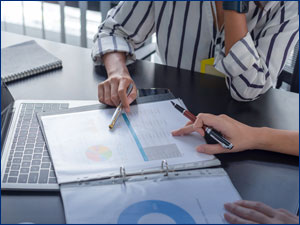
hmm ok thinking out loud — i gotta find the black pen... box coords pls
[171,101,234,150]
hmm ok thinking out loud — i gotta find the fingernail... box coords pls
[197,147,204,152]
[224,203,233,209]
[172,131,180,136]
[234,200,243,204]
[197,130,205,136]
[223,212,231,220]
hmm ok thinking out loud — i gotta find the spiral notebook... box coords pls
[1,40,62,82]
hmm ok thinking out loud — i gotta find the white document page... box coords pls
[41,99,216,184]
[61,169,241,224]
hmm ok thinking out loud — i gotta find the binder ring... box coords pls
[161,160,169,176]
[120,166,126,182]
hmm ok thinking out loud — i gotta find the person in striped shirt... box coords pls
[92,1,299,111]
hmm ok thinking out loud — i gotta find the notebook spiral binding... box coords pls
[4,61,62,83]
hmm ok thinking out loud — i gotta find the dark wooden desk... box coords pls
[1,31,299,224]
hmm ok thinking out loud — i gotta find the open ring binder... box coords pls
[113,160,170,183]
[120,166,126,182]
[161,160,169,176]
[37,94,221,185]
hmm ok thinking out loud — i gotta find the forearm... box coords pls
[251,127,299,156]
[220,10,264,101]
[102,52,130,77]
[224,10,248,55]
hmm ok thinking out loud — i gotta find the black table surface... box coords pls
[1,32,299,224]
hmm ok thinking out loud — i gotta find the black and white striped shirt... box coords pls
[92,1,299,101]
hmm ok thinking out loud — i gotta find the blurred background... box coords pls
[1,1,116,48]
[0,1,157,58]
[1,1,298,92]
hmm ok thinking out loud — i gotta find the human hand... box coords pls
[224,200,299,224]
[98,73,137,113]
[172,113,256,154]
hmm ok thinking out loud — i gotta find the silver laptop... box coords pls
[1,82,98,191]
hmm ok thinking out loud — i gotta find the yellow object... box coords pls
[109,105,122,129]
[200,58,225,78]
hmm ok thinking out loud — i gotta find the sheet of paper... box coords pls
[41,99,216,183]
[61,168,241,224]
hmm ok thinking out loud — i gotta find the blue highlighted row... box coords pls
[122,113,148,161]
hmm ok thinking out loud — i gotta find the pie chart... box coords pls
[85,145,112,162]
[118,200,196,224]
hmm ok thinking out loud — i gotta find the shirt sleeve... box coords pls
[92,1,155,65]
[214,1,299,101]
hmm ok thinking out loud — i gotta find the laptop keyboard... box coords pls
[2,103,69,185]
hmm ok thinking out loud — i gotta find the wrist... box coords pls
[107,67,130,78]
[103,52,130,78]
[250,127,270,150]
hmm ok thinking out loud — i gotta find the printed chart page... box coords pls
[61,169,241,224]
[41,99,217,184]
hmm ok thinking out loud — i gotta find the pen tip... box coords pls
[170,101,175,106]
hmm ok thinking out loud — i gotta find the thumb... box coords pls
[196,144,226,155]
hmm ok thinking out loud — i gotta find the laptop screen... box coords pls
[1,81,14,112]
[1,81,14,152]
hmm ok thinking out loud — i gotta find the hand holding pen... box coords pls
[171,101,238,153]
[98,74,137,113]
[109,83,134,129]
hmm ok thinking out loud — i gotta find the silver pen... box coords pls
[109,83,133,129]
[205,127,233,150]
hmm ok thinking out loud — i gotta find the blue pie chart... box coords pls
[117,200,196,224]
